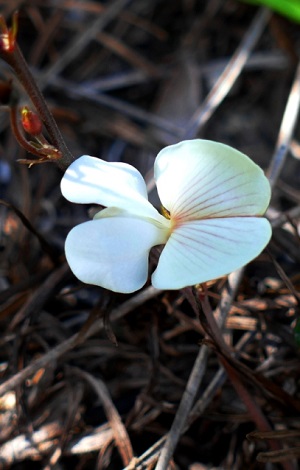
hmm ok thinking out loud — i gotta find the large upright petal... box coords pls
[155,140,271,221]
[65,216,169,293]
[151,217,272,290]
[61,155,160,219]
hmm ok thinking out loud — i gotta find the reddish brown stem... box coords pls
[0,44,74,170]
[220,357,296,470]
[196,288,297,470]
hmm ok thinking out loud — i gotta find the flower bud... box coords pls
[21,107,43,136]
[0,12,18,53]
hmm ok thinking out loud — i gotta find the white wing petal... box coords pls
[65,216,169,293]
[152,217,271,290]
[61,155,160,219]
[154,140,271,221]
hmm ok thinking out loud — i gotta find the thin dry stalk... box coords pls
[267,61,300,188]
[154,270,244,470]
[183,7,271,139]
[0,286,162,397]
[70,366,134,467]
[39,0,134,85]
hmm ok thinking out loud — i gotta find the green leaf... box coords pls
[239,0,300,23]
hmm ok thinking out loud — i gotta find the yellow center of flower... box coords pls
[161,206,171,219]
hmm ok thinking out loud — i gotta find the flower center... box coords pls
[161,206,171,219]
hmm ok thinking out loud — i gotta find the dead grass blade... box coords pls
[154,270,244,470]
[0,286,162,397]
[183,7,271,139]
[267,62,300,188]
[39,0,135,85]
[70,367,134,467]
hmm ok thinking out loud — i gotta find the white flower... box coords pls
[61,139,272,293]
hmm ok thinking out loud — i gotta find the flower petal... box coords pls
[65,216,169,293]
[93,206,172,232]
[154,140,271,221]
[61,155,160,219]
[152,217,272,290]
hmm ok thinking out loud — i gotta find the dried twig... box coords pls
[267,61,300,188]
[154,270,244,470]
[0,286,162,397]
[39,0,135,85]
[183,7,271,139]
[70,367,134,467]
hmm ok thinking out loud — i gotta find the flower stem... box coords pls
[0,44,75,170]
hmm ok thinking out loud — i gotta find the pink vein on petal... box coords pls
[173,170,249,216]
[169,160,224,212]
